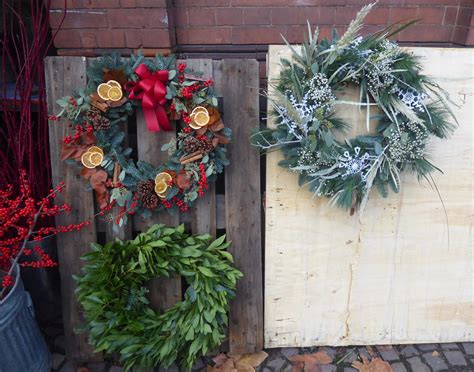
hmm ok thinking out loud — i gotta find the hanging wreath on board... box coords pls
[252,3,457,214]
[75,224,242,370]
[52,53,230,227]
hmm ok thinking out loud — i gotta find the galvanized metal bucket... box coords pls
[0,264,51,372]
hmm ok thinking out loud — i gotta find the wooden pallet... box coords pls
[45,57,263,362]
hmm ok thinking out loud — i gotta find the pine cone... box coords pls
[86,107,111,131]
[138,180,159,209]
[199,137,214,153]
[184,136,215,155]
[184,137,201,154]
[137,180,155,195]
[141,192,159,210]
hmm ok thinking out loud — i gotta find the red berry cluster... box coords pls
[181,112,192,125]
[0,171,90,295]
[171,196,189,212]
[178,63,186,84]
[62,124,93,143]
[197,163,208,197]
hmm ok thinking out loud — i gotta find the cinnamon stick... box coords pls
[181,154,203,165]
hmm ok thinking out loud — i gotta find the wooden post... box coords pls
[45,56,101,362]
[222,60,264,353]
[186,59,217,236]
[135,109,181,312]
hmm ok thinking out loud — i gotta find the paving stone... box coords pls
[462,342,474,355]
[440,342,459,350]
[340,349,358,364]
[109,367,124,372]
[418,343,437,351]
[376,346,399,361]
[260,367,272,372]
[407,357,430,372]
[51,353,66,370]
[357,347,370,359]
[423,352,448,371]
[158,364,179,372]
[321,365,336,372]
[400,345,419,357]
[320,347,337,359]
[267,357,285,370]
[390,363,407,372]
[281,347,299,358]
[343,368,357,372]
[59,361,75,372]
[444,350,467,366]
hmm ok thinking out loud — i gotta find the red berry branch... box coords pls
[0,170,90,299]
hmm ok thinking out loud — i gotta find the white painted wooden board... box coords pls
[264,46,474,347]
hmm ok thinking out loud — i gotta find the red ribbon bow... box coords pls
[128,64,171,132]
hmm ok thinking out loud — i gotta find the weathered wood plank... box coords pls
[135,108,181,312]
[264,46,474,347]
[222,59,263,353]
[186,59,217,236]
[46,56,101,362]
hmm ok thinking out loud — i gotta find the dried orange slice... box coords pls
[190,106,208,116]
[108,86,123,102]
[193,111,210,127]
[107,80,121,88]
[87,146,104,155]
[81,152,96,169]
[154,181,168,195]
[97,83,111,100]
[155,172,173,185]
[89,152,104,167]
[189,121,202,130]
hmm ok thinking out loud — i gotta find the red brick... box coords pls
[80,30,97,47]
[460,0,474,6]
[417,6,446,24]
[216,8,244,25]
[173,8,189,26]
[244,8,271,25]
[53,29,83,48]
[456,7,472,26]
[271,7,299,25]
[346,0,402,4]
[177,27,231,44]
[319,0,347,5]
[125,29,171,47]
[365,7,389,25]
[452,25,468,44]
[404,0,458,4]
[298,7,334,25]
[443,6,459,24]
[397,24,453,42]
[49,10,108,29]
[286,25,307,43]
[389,7,417,23]
[231,26,286,43]
[466,27,474,45]
[187,8,216,26]
[107,8,169,28]
[174,0,230,6]
[231,0,286,5]
[95,29,126,47]
[335,6,359,25]
[51,0,120,8]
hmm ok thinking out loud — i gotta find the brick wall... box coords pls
[50,0,473,56]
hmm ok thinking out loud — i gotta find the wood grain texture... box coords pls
[136,108,182,312]
[222,59,264,353]
[186,59,217,236]
[45,56,101,362]
[264,46,474,347]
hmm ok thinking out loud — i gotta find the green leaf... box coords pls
[208,235,226,250]
[198,266,214,277]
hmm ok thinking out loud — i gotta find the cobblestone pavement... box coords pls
[43,321,474,371]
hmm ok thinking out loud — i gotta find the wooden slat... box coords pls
[45,56,101,362]
[222,59,263,353]
[186,59,217,236]
[135,108,181,311]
